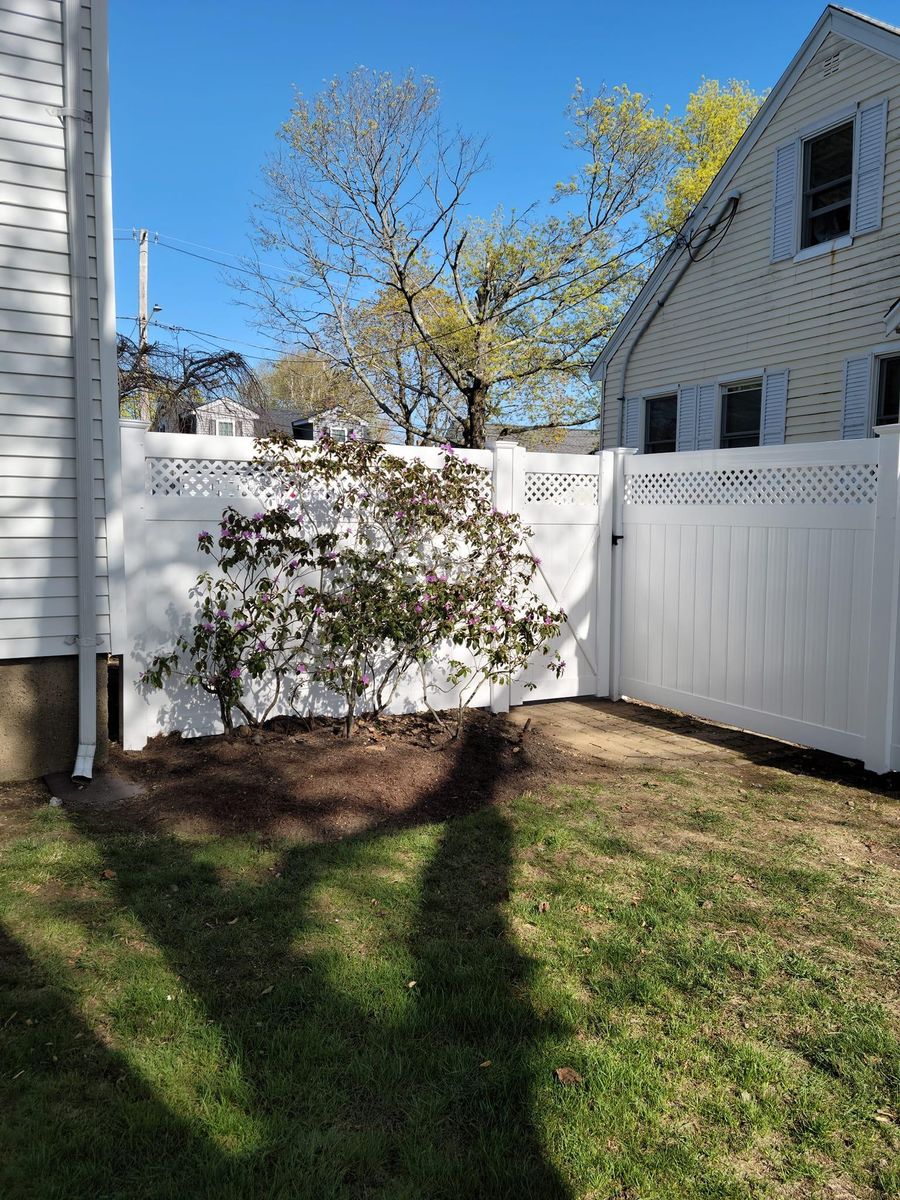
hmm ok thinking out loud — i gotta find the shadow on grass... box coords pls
[4,725,569,1199]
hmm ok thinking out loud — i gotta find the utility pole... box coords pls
[136,228,149,421]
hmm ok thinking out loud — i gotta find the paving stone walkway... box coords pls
[508,698,796,769]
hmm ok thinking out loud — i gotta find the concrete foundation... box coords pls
[0,656,109,783]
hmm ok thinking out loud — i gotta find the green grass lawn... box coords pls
[1,738,898,1198]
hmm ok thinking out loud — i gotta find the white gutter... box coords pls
[63,0,99,783]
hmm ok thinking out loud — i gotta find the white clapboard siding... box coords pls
[0,0,120,660]
[602,29,900,450]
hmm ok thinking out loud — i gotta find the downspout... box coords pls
[617,191,742,425]
[63,0,99,783]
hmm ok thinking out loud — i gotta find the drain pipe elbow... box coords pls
[72,743,96,785]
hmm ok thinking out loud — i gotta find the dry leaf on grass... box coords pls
[101,869,116,880]
[554,1067,583,1086]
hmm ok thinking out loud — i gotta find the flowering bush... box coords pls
[144,435,565,736]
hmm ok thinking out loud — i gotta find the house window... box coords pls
[217,420,235,437]
[328,425,348,442]
[643,394,677,454]
[801,121,853,248]
[720,380,762,448]
[876,356,900,426]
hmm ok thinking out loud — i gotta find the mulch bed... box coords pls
[107,709,569,839]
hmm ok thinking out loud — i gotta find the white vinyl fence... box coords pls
[119,420,900,772]
[119,425,611,751]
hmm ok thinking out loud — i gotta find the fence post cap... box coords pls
[119,419,151,430]
[875,423,900,438]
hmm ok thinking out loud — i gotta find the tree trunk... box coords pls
[467,383,488,448]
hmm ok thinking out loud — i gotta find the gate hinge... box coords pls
[612,533,625,546]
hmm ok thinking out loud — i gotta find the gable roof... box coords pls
[589,5,900,383]
[196,397,261,420]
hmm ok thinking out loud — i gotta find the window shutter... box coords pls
[761,369,789,445]
[696,382,718,449]
[841,355,872,439]
[772,140,799,261]
[852,98,887,236]
[676,385,698,451]
[623,396,640,449]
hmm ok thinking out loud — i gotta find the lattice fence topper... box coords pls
[524,471,599,506]
[146,457,283,501]
[624,463,879,507]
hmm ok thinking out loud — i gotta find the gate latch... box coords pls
[612,533,625,546]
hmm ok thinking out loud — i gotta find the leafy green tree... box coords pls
[248,70,763,447]
[651,78,765,238]
[249,70,673,447]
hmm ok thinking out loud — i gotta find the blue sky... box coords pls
[109,0,895,369]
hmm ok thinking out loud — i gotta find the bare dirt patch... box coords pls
[96,710,566,839]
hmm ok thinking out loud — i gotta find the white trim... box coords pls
[798,100,857,138]
[793,234,853,262]
[590,5,900,381]
[871,346,900,428]
[92,0,125,656]
[885,299,900,336]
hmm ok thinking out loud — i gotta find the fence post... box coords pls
[608,447,634,701]
[863,423,900,773]
[119,420,150,751]
[489,440,526,713]
[595,450,615,696]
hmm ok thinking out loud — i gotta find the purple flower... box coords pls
[543,615,554,625]
[532,556,542,567]
[440,442,455,455]
[235,620,250,632]
[228,668,241,679]
[426,573,438,583]
[414,603,423,614]
[295,663,307,674]
[256,639,268,651]
[288,559,299,570]
[252,512,265,521]
[259,592,271,603]
[297,584,306,596]
[198,530,211,540]
[202,622,215,632]
[361,672,372,685]
[314,604,325,616]
[217,609,229,618]
[241,530,253,540]
[349,429,360,441]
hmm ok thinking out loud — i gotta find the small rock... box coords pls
[48,796,63,808]
[252,734,263,746]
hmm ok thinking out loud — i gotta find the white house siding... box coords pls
[601,31,900,449]
[0,0,121,660]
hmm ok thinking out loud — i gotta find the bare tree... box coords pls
[246,69,676,446]
[117,334,264,429]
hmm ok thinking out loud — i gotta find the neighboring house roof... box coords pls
[589,4,900,384]
[486,424,601,454]
[259,406,372,435]
[195,397,261,421]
